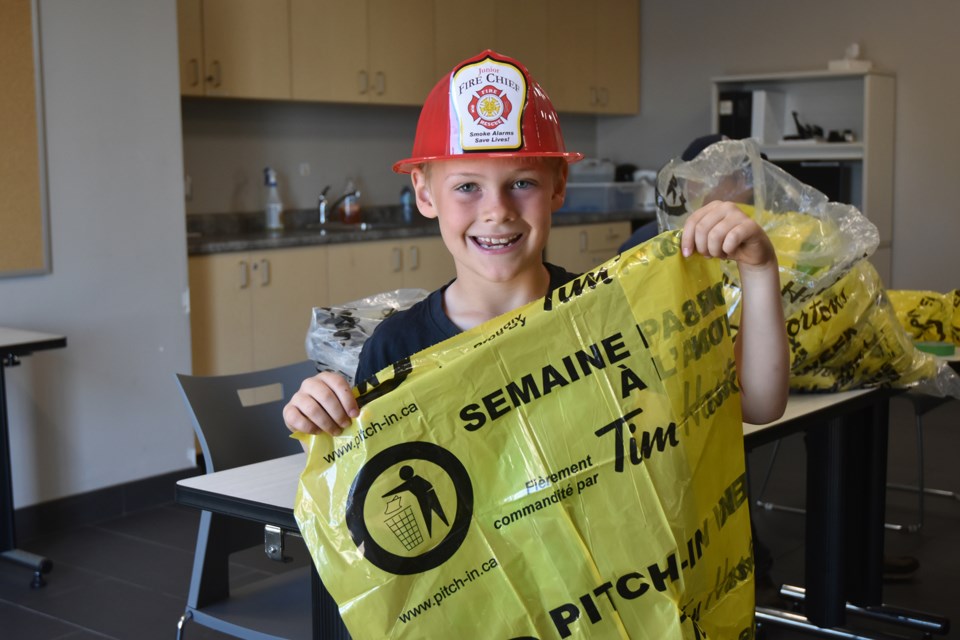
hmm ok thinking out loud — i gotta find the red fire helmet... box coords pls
[392,50,583,174]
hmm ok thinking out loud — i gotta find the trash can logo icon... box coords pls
[383,495,422,551]
[347,442,473,575]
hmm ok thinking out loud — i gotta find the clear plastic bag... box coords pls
[656,138,960,398]
[305,289,429,385]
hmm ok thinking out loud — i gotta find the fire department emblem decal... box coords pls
[451,55,526,152]
[467,86,513,130]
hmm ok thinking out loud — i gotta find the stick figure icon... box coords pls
[382,465,449,537]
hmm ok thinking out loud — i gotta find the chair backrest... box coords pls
[176,360,317,473]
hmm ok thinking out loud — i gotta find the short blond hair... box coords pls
[419,156,566,184]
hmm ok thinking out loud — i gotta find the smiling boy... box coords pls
[283,50,788,437]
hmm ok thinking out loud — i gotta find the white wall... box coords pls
[0,0,193,507]
[598,0,960,292]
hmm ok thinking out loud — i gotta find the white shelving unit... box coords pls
[711,70,895,283]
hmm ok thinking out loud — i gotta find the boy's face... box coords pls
[411,157,567,285]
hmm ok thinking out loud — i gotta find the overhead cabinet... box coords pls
[291,0,435,105]
[177,0,291,100]
[435,0,638,114]
[178,0,639,114]
[545,0,640,114]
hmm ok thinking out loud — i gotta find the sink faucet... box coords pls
[318,183,361,224]
[317,185,331,224]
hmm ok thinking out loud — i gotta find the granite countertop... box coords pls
[187,206,656,256]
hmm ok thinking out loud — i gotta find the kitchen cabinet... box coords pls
[545,0,639,114]
[491,0,548,81]
[326,237,455,304]
[176,0,204,96]
[710,70,895,283]
[434,0,547,80]
[291,0,435,105]
[433,0,486,77]
[546,221,631,274]
[177,0,291,100]
[188,246,328,375]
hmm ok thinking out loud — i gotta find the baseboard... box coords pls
[15,465,203,542]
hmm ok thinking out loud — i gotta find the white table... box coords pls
[177,389,945,638]
[0,327,67,588]
[177,452,346,640]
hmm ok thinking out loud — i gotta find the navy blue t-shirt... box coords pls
[354,263,578,384]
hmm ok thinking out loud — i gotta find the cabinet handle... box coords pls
[206,60,221,87]
[391,247,403,272]
[580,231,588,252]
[358,70,368,94]
[599,87,609,106]
[408,246,419,271]
[375,71,386,95]
[189,58,200,87]
[259,259,270,286]
[239,260,249,289]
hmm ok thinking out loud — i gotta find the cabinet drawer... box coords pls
[578,223,631,252]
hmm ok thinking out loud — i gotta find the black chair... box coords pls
[175,360,316,639]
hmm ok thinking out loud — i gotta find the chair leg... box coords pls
[753,440,807,515]
[177,610,192,640]
[886,397,960,533]
[754,439,781,505]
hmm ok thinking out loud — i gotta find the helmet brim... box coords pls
[393,150,584,175]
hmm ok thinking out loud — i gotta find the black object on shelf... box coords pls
[717,91,752,139]
[783,110,824,140]
[775,160,853,204]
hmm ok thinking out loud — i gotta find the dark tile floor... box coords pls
[1,396,957,639]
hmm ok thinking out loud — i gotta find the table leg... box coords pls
[843,396,886,607]
[0,358,53,588]
[804,413,848,627]
[311,563,351,639]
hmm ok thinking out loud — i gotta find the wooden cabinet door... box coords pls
[434,0,547,85]
[368,0,435,105]
[327,240,406,305]
[177,0,205,96]
[546,222,631,274]
[545,0,597,114]
[250,247,329,370]
[545,0,639,114]
[595,0,639,114]
[402,237,455,291]
[202,0,291,99]
[492,0,548,81]
[291,0,368,102]
[188,253,255,375]
[434,0,486,78]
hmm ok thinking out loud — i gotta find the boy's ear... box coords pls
[550,161,569,213]
[410,168,437,219]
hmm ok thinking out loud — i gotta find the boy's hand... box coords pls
[283,372,359,437]
[681,201,775,270]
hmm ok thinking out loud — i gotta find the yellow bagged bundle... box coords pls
[785,262,944,392]
[656,139,960,398]
[295,232,756,639]
[887,289,960,346]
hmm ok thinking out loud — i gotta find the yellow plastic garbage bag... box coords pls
[785,261,946,392]
[295,231,756,639]
[887,289,960,346]
[655,138,960,398]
